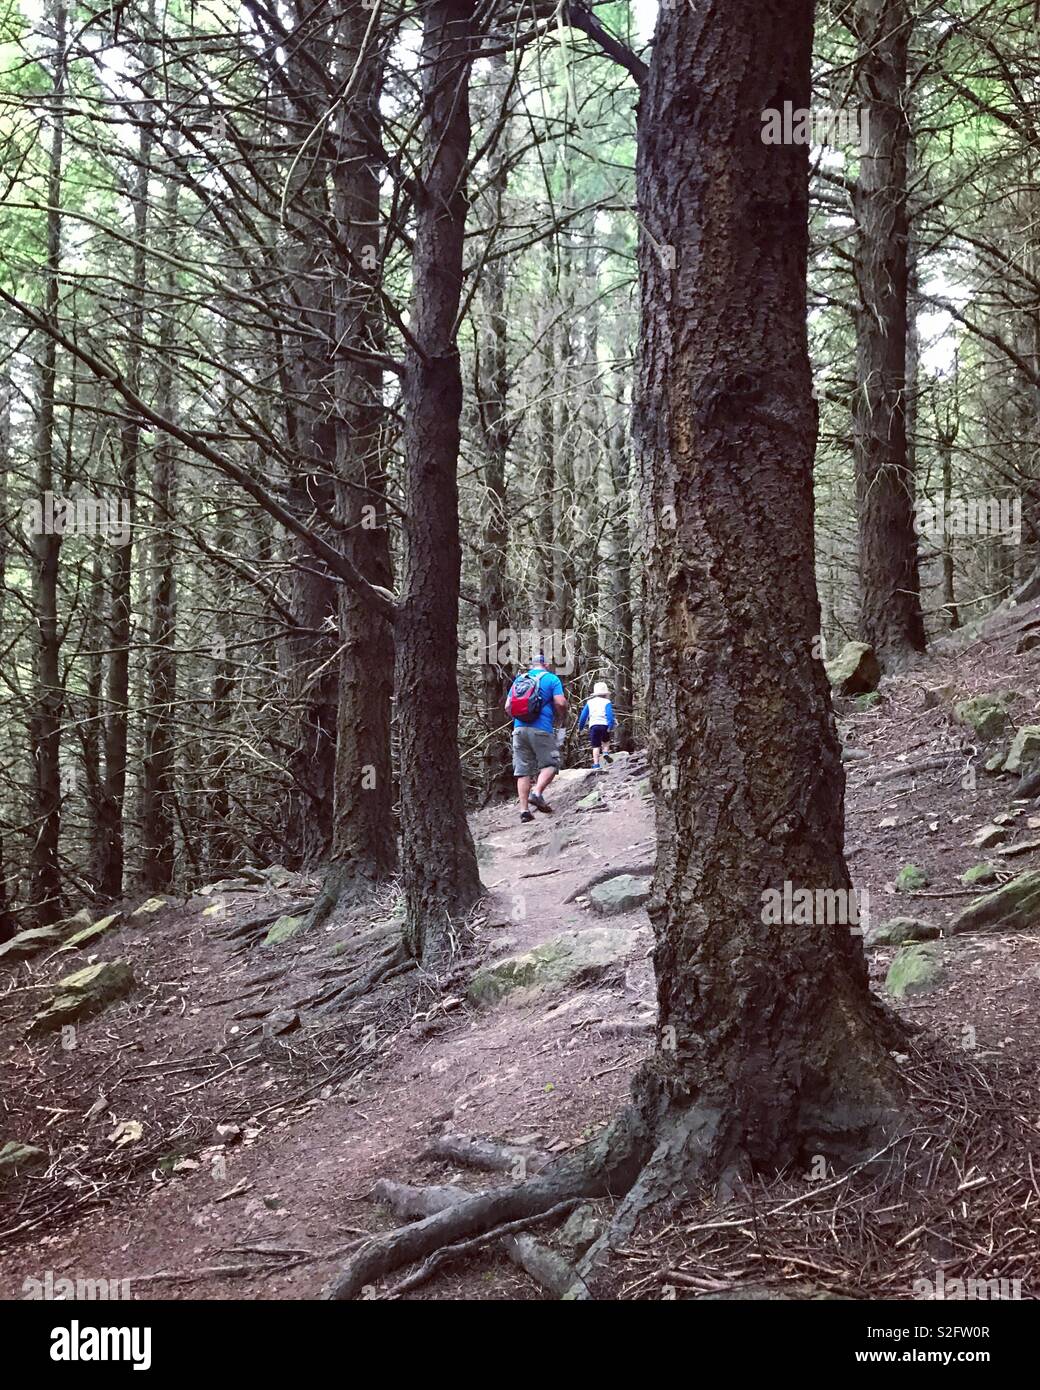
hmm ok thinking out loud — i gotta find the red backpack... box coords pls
[507,671,547,724]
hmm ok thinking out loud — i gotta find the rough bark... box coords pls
[476,48,514,803]
[140,173,180,891]
[629,0,904,1186]
[852,0,926,669]
[29,0,67,925]
[310,2,397,923]
[395,0,482,962]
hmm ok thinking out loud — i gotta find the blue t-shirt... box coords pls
[512,667,564,733]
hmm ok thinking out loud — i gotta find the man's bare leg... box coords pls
[534,766,556,797]
[517,776,532,813]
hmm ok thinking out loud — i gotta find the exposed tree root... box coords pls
[422,1133,550,1176]
[383,1200,581,1297]
[329,1052,909,1300]
[315,943,412,1012]
[326,1116,650,1300]
[303,862,383,935]
[372,1180,581,1298]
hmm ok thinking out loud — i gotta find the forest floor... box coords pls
[3,603,1040,1301]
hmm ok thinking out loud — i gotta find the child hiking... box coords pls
[577,680,616,769]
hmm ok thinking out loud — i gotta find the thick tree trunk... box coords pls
[630,0,902,1185]
[396,0,482,962]
[278,0,344,867]
[321,4,397,908]
[29,0,68,926]
[853,0,926,669]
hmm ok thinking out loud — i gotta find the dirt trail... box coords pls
[4,606,1040,1300]
[0,755,657,1300]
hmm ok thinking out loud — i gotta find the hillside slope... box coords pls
[3,610,1040,1300]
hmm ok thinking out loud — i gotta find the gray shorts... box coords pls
[512,726,560,779]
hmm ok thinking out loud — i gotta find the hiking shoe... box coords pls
[520,811,534,823]
[603,753,613,764]
[528,790,553,814]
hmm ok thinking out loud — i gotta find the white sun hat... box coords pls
[593,680,610,697]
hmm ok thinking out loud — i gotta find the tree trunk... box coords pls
[0,346,15,939]
[318,2,397,914]
[630,0,902,1186]
[476,48,514,803]
[97,61,154,900]
[396,0,482,963]
[852,0,926,670]
[140,175,180,891]
[29,0,68,926]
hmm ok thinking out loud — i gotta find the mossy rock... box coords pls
[576,789,602,810]
[60,912,121,951]
[895,864,929,891]
[984,747,1009,774]
[468,927,640,1005]
[855,691,883,711]
[29,959,134,1034]
[953,694,1012,742]
[262,914,306,946]
[885,942,944,998]
[0,1141,46,1179]
[948,870,1040,936]
[132,897,167,917]
[260,865,294,889]
[864,917,938,948]
[824,641,880,696]
[0,927,64,962]
[1003,725,1040,775]
[961,863,998,886]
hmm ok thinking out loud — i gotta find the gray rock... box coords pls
[0,927,63,962]
[558,1204,607,1256]
[29,959,135,1034]
[0,1140,46,1179]
[1003,725,1040,775]
[587,874,652,916]
[865,917,939,948]
[60,912,122,950]
[825,641,880,696]
[468,927,643,1005]
[971,824,1008,850]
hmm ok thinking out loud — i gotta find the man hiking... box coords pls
[505,653,566,824]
